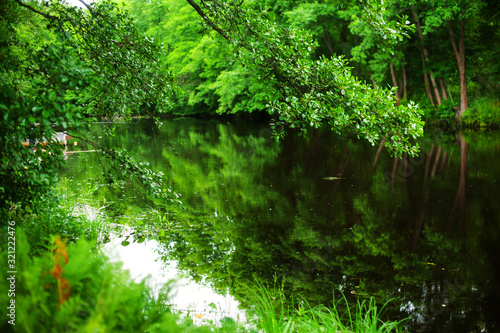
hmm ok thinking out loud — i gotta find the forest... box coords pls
[124,0,499,123]
[1,0,500,332]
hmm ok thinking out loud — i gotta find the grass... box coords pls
[243,279,408,333]
[0,222,409,332]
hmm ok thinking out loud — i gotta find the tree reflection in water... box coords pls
[63,119,500,332]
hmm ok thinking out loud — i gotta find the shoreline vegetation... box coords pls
[131,95,500,130]
[1,187,409,333]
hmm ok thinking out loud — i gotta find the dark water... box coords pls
[62,118,500,332]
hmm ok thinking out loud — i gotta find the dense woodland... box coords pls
[2,0,500,206]
[124,0,500,123]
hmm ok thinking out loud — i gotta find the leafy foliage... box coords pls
[44,0,175,117]
[463,98,500,126]
[0,229,224,332]
[123,0,270,115]
[186,0,423,157]
[0,0,174,214]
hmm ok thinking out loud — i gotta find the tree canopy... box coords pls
[0,0,177,210]
[186,0,424,157]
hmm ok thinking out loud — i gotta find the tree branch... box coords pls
[77,0,94,16]
[185,0,232,41]
[13,0,58,20]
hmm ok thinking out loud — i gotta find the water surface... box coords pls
[62,118,500,332]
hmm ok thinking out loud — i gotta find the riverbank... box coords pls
[1,196,409,332]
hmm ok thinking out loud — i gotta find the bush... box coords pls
[1,195,101,257]
[463,98,500,126]
[422,99,457,123]
[0,229,217,333]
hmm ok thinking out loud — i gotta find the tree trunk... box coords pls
[369,71,378,89]
[435,40,448,101]
[416,41,435,106]
[371,137,386,171]
[440,77,449,100]
[448,20,468,117]
[422,55,435,106]
[402,65,408,100]
[430,72,442,105]
[322,25,335,57]
[411,6,442,105]
[390,61,401,105]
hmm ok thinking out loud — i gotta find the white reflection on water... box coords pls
[103,236,246,325]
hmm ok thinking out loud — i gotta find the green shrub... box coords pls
[1,198,88,257]
[422,99,456,123]
[463,98,500,126]
[0,229,217,333]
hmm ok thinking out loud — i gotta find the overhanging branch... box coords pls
[13,0,58,20]
[185,0,231,42]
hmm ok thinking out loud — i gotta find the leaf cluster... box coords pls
[187,0,423,157]
[0,228,227,332]
[0,0,175,213]
[42,0,175,117]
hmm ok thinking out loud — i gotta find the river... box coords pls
[61,118,500,332]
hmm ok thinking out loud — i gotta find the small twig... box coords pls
[77,0,94,15]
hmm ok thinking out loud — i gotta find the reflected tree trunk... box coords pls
[410,149,434,251]
[431,146,442,178]
[326,143,350,222]
[411,184,430,252]
[424,144,435,179]
[449,134,467,236]
[371,137,386,171]
[440,151,448,174]
[303,130,321,174]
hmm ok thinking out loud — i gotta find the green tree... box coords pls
[186,0,423,157]
[0,0,176,213]
[404,0,486,117]
[124,0,270,115]
[283,1,344,58]
[338,0,413,105]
